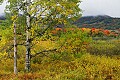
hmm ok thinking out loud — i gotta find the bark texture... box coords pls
[25,0,31,72]
[14,23,17,74]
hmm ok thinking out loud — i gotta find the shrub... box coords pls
[58,28,92,54]
[87,40,120,55]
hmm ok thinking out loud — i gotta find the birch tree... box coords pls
[13,22,17,74]
[25,0,31,72]
[1,0,82,72]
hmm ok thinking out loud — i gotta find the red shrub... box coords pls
[55,28,62,31]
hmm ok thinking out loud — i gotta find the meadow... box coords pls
[0,27,120,80]
[0,0,120,79]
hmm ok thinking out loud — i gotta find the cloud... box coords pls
[0,1,6,14]
[80,0,120,17]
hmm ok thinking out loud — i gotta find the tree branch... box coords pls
[31,48,57,58]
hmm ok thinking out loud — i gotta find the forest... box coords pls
[0,0,120,80]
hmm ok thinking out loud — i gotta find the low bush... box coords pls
[0,54,120,80]
[87,40,120,56]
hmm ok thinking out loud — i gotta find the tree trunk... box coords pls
[25,0,31,72]
[14,22,17,74]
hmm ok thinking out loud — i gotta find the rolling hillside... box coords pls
[74,15,120,30]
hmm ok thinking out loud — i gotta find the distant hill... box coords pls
[0,14,120,30]
[0,13,5,20]
[74,15,120,30]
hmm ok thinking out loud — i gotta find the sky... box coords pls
[0,0,120,18]
[0,1,6,14]
[80,0,120,18]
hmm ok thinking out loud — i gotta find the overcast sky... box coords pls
[80,0,120,17]
[0,0,120,17]
[0,1,6,14]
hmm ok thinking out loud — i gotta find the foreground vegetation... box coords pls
[0,53,120,80]
[0,28,120,79]
[0,15,120,79]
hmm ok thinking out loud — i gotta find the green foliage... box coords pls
[31,0,82,25]
[58,28,92,53]
[0,0,4,4]
[87,40,120,55]
[0,28,13,53]
[0,28,13,40]
[50,52,75,62]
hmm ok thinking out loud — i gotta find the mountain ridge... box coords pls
[74,15,120,30]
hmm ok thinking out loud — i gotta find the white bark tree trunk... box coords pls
[14,22,17,74]
[25,0,31,72]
